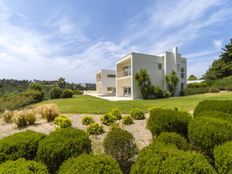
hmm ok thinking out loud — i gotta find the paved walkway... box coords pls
[86,93,132,101]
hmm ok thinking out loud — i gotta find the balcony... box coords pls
[117,70,131,78]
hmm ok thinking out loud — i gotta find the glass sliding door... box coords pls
[123,86,131,97]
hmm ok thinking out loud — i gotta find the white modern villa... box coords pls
[96,69,116,95]
[96,47,187,99]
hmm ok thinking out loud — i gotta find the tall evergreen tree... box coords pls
[204,39,232,80]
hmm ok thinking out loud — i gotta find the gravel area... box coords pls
[0,114,153,152]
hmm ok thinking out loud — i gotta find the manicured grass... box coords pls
[39,92,232,114]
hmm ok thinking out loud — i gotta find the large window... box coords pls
[158,63,162,70]
[181,67,185,79]
[107,74,116,78]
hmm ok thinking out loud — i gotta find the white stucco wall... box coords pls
[96,69,116,95]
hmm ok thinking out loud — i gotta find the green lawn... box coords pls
[39,92,232,114]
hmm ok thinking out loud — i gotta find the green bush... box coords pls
[37,128,91,174]
[196,110,232,123]
[184,86,209,95]
[188,117,232,156]
[50,87,62,99]
[0,158,48,174]
[24,89,44,103]
[61,89,73,98]
[110,108,122,120]
[82,116,95,125]
[0,130,46,163]
[187,82,208,88]
[122,115,133,125]
[225,85,232,91]
[103,128,137,172]
[151,86,164,98]
[87,123,104,135]
[212,76,232,90]
[214,141,232,174]
[147,108,191,137]
[58,154,122,174]
[194,100,232,116]
[163,90,171,98]
[154,132,189,151]
[209,87,220,93]
[131,143,215,174]
[54,115,72,128]
[129,108,145,120]
[101,112,117,126]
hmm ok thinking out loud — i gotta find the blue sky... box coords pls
[0,0,232,83]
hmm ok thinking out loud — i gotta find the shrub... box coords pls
[0,130,46,163]
[130,143,215,174]
[214,141,232,174]
[58,154,122,174]
[209,87,220,93]
[24,109,36,125]
[12,110,28,128]
[50,87,62,99]
[122,115,133,125]
[154,132,189,151]
[2,110,14,123]
[151,86,164,98]
[37,128,92,173]
[103,128,137,172]
[147,108,191,137]
[184,86,209,95]
[82,116,95,125]
[188,117,232,156]
[129,108,145,120]
[87,123,104,135]
[101,112,117,126]
[73,89,83,95]
[163,90,171,98]
[24,89,44,103]
[194,100,232,116]
[225,85,232,91]
[187,82,208,88]
[110,108,122,120]
[196,110,232,123]
[36,104,59,122]
[212,76,232,90]
[54,115,72,128]
[61,89,73,98]
[0,158,48,174]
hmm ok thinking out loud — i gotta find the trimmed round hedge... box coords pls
[58,154,122,174]
[0,158,48,174]
[194,100,232,116]
[195,110,232,123]
[188,117,232,155]
[147,108,191,137]
[214,141,232,174]
[154,132,189,151]
[37,128,92,174]
[130,143,215,174]
[0,130,46,163]
[129,108,145,120]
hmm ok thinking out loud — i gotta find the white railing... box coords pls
[117,70,131,78]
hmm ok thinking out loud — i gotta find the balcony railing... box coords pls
[117,70,131,78]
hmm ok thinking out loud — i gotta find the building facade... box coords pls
[96,69,116,95]
[97,47,187,99]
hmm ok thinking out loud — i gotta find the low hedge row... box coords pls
[194,100,232,116]
[0,130,46,163]
[147,108,191,137]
